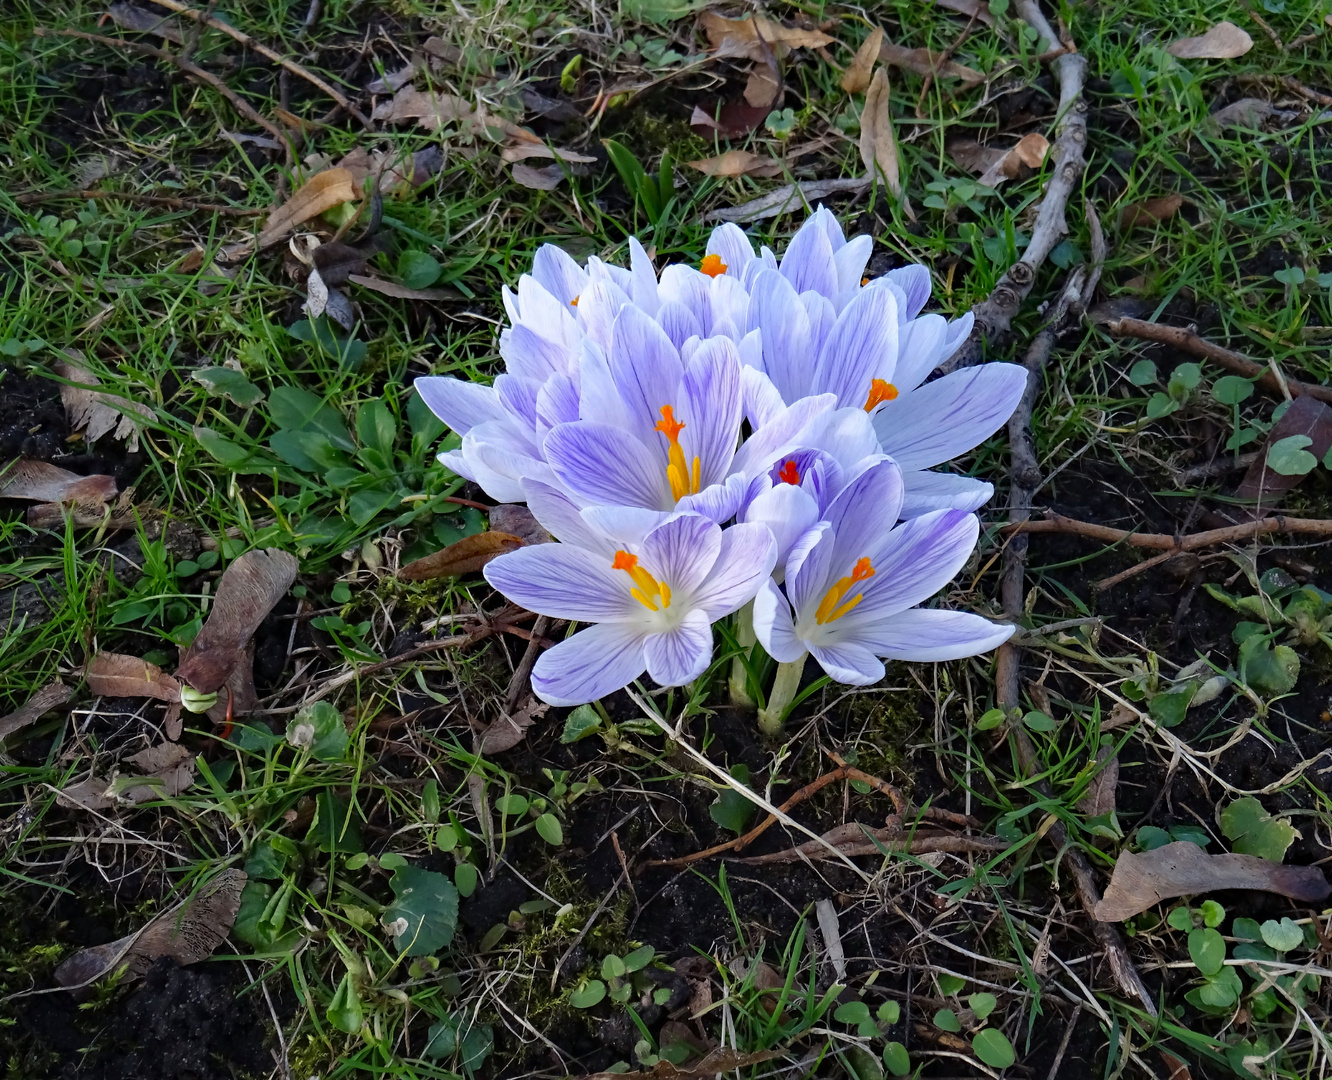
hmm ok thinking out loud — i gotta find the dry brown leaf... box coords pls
[946,138,1006,175]
[107,2,186,43]
[500,144,597,164]
[742,64,781,109]
[478,699,548,754]
[880,40,984,86]
[87,652,182,702]
[54,869,246,987]
[512,163,565,190]
[689,105,722,132]
[372,86,488,134]
[841,26,884,94]
[976,132,1050,186]
[1209,97,1286,130]
[58,743,196,811]
[257,168,358,249]
[398,531,524,581]
[1077,745,1118,818]
[337,146,446,195]
[1118,193,1184,230]
[686,150,784,178]
[348,273,460,301]
[934,0,996,27]
[859,67,902,200]
[176,548,299,694]
[55,357,152,451]
[1094,841,1331,921]
[0,459,116,505]
[1160,1051,1192,1080]
[1167,21,1254,59]
[588,1048,781,1080]
[0,681,71,741]
[699,11,834,60]
[488,504,552,546]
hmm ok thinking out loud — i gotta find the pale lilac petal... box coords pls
[644,609,713,687]
[943,311,974,357]
[899,471,994,517]
[801,290,836,354]
[731,393,836,477]
[856,509,978,615]
[785,523,834,619]
[746,269,812,402]
[414,377,507,436]
[709,274,750,336]
[436,448,479,486]
[752,578,806,663]
[545,421,670,509]
[884,265,931,320]
[891,314,947,394]
[531,244,588,305]
[657,265,713,329]
[501,284,520,325]
[574,280,630,352]
[799,407,882,473]
[500,324,573,382]
[457,424,541,502]
[495,374,540,431]
[580,504,668,546]
[872,362,1028,470]
[808,640,884,685]
[657,301,704,350]
[832,234,872,298]
[849,608,1014,662]
[574,340,629,431]
[675,473,748,523]
[741,365,785,429]
[691,521,776,620]
[742,483,820,573]
[531,623,648,706]
[516,275,579,349]
[522,479,615,554]
[808,206,847,250]
[642,514,720,595]
[780,218,838,298]
[610,304,685,442]
[706,222,756,277]
[812,286,899,407]
[535,374,581,435]
[822,459,905,574]
[484,544,636,621]
[680,337,742,489]
[628,237,659,314]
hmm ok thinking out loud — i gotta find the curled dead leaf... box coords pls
[54,869,246,988]
[0,459,116,505]
[256,168,358,249]
[1118,193,1184,230]
[107,2,186,43]
[348,273,461,301]
[176,548,299,694]
[512,163,565,190]
[687,150,784,178]
[55,356,152,451]
[975,132,1050,186]
[841,26,884,95]
[699,12,833,60]
[1167,21,1254,59]
[0,681,71,740]
[58,743,196,811]
[1077,745,1118,818]
[87,652,182,702]
[478,699,548,754]
[880,40,984,86]
[398,531,524,581]
[1094,841,1330,921]
[859,67,903,202]
[500,144,597,164]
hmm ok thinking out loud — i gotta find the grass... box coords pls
[3,0,1332,1076]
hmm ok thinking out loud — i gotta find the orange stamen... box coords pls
[863,378,899,412]
[655,405,701,501]
[570,296,580,307]
[778,460,801,485]
[814,557,876,624]
[613,550,671,611]
[700,253,727,278]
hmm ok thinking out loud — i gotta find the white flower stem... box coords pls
[728,600,757,708]
[756,654,808,735]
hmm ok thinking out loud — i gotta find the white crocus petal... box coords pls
[890,314,948,394]
[628,237,660,315]
[812,286,899,407]
[741,365,785,430]
[742,483,820,576]
[780,217,838,299]
[706,222,757,277]
[531,243,589,305]
[644,609,713,686]
[515,274,580,350]
[884,265,932,320]
[753,578,806,663]
[808,640,885,685]
[483,544,640,622]
[690,521,777,620]
[415,377,508,437]
[580,504,667,548]
[730,394,837,478]
[531,623,649,706]
[832,234,873,305]
[852,608,1014,662]
[641,514,720,596]
[900,471,995,517]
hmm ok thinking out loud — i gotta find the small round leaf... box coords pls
[883,1042,911,1077]
[1188,927,1226,977]
[570,979,607,1008]
[933,1008,962,1033]
[535,813,564,846]
[968,992,997,1020]
[1212,376,1254,406]
[1267,435,1317,476]
[1259,917,1303,953]
[972,1029,1016,1069]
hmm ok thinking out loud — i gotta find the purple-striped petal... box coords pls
[943,311,974,357]
[741,365,785,429]
[855,509,978,616]
[808,640,885,685]
[785,522,834,619]
[822,458,905,575]
[484,544,637,621]
[628,237,660,314]
[872,362,1028,470]
[884,265,931,320]
[799,407,882,473]
[850,608,1014,662]
[545,421,670,509]
[730,393,836,478]
[742,481,820,572]
[495,374,541,431]
[573,280,630,352]
[680,337,742,489]
[657,301,704,350]
[657,265,713,328]
[515,275,579,349]
[675,473,748,523]
[457,423,544,502]
[644,608,713,687]
[642,514,720,595]
[890,314,947,394]
[522,479,615,554]
[780,218,838,298]
[580,504,669,547]
[414,377,507,436]
[531,622,648,706]
[610,304,685,443]
[802,290,836,354]
[690,521,776,620]
[535,374,581,435]
[531,244,589,305]
[832,234,872,298]
[499,324,574,382]
[706,222,757,277]
[753,578,806,663]
[746,269,812,402]
[812,286,898,406]
[900,471,994,517]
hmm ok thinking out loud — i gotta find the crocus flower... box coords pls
[484,513,776,705]
[754,458,1013,687]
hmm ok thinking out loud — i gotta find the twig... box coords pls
[995,267,1158,1015]
[916,10,979,117]
[34,28,292,157]
[940,0,1088,372]
[13,189,263,216]
[733,822,1011,865]
[1098,316,1332,405]
[144,0,373,129]
[502,615,549,715]
[550,869,625,991]
[1002,512,1332,550]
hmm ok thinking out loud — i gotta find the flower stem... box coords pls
[728,601,758,708]
[756,654,808,735]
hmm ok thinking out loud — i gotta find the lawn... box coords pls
[3,0,1332,1076]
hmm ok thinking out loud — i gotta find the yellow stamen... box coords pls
[700,253,727,278]
[863,378,899,412]
[814,557,876,624]
[613,551,671,611]
[655,405,702,501]
[570,296,580,307]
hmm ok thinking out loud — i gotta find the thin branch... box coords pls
[1099,316,1332,406]
[1002,512,1332,550]
[13,189,263,216]
[733,822,1011,865]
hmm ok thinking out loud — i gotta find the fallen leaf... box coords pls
[699,12,834,60]
[399,531,524,581]
[303,268,356,330]
[512,163,565,190]
[1094,841,1329,921]
[176,548,299,694]
[1209,97,1282,130]
[54,869,246,987]
[704,177,872,223]
[479,699,549,754]
[742,64,781,109]
[488,504,552,546]
[311,240,373,285]
[347,273,460,301]
[1160,1051,1192,1080]
[366,61,421,94]
[975,132,1050,186]
[107,2,186,43]
[58,743,196,811]
[87,652,182,702]
[1118,193,1184,230]
[337,146,447,195]
[1167,21,1254,59]
[0,459,116,505]
[880,40,985,86]
[859,67,902,200]
[1077,745,1118,818]
[686,150,784,178]
[946,138,1006,175]
[841,26,884,94]
[690,104,722,132]
[934,0,996,27]
[0,681,71,740]
[1235,394,1332,514]
[372,86,479,130]
[256,168,358,249]
[55,357,152,451]
[588,1048,782,1080]
[499,144,598,164]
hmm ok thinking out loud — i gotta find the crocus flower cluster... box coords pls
[417,209,1023,720]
